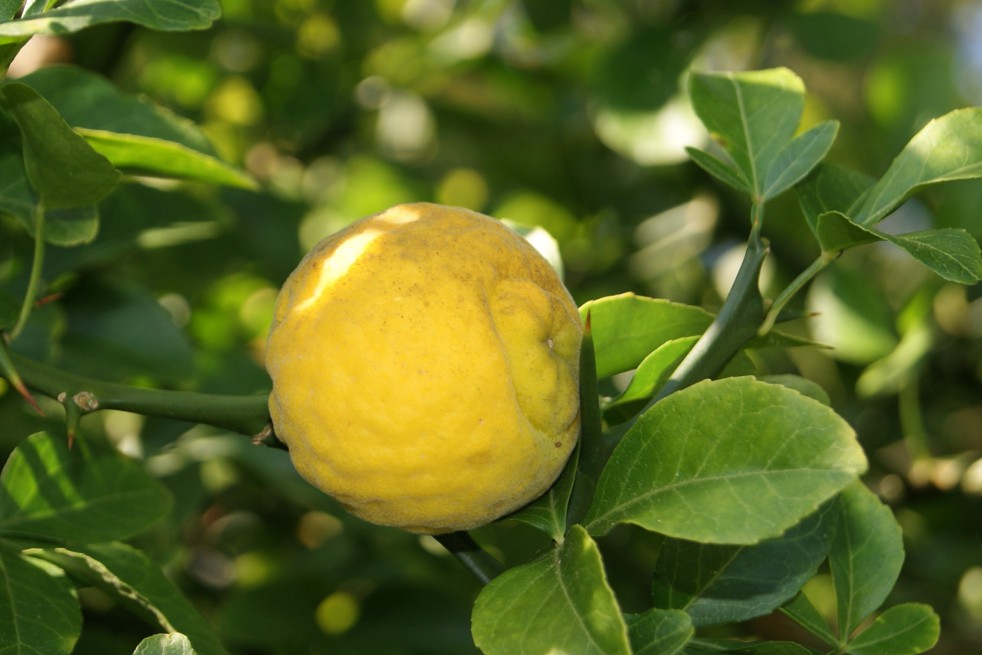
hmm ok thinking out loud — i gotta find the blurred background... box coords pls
[1,0,981,653]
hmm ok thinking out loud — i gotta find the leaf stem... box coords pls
[759,253,835,337]
[434,532,504,585]
[10,204,45,340]
[5,352,271,437]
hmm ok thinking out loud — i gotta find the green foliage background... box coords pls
[1,0,981,653]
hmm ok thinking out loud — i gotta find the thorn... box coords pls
[34,292,64,308]
[0,337,44,415]
[15,378,44,415]
[62,398,82,449]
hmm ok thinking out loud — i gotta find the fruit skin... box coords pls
[265,203,582,534]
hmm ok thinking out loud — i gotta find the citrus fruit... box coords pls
[265,203,582,533]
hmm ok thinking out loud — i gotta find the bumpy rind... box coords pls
[266,203,582,533]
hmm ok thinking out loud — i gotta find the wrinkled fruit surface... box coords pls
[265,203,582,533]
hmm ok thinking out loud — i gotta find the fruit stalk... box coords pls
[434,532,504,584]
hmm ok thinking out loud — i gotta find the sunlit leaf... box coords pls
[0,550,81,655]
[846,603,939,655]
[79,129,255,188]
[472,525,631,655]
[688,68,806,198]
[133,633,198,655]
[651,503,835,626]
[0,432,172,544]
[852,108,982,226]
[829,482,904,638]
[579,294,714,378]
[0,0,221,41]
[584,377,867,544]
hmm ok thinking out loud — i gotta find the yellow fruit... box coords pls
[265,203,582,534]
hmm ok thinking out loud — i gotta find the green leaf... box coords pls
[584,377,867,543]
[79,129,256,188]
[626,608,693,655]
[606,336,699,408]
[0,0,221,40]
[829,482,904,638]
[580,293,813,381]
[816,211,982,283]
[0,549,81,655]
[472,525,631,655]
[758,375,831,405]
[21,0,53,18]
[507,441,578,539]
[579,294,714,378]
[133,633,197,655]
[686,146,750,192]
[852,108,982,226]
[16,66,253,188]
[651,503,835,626]
[57,276,195,383]
[686,641,820,654]
[0,149,100,246]
[0,0,20,20]
[46,543,227,655]
[815,211,881,252]
[0,432,172,544]
[780,592,838,647]
[762,120,839,200]
[797,165,875,237]
[688,68,806,198]
[0,82,120,210]
[605,337,756,414]
[846,603,939,655]
[880,228,982,284]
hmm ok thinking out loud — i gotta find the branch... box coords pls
[647,228,768,408]
[6,352,271,437]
